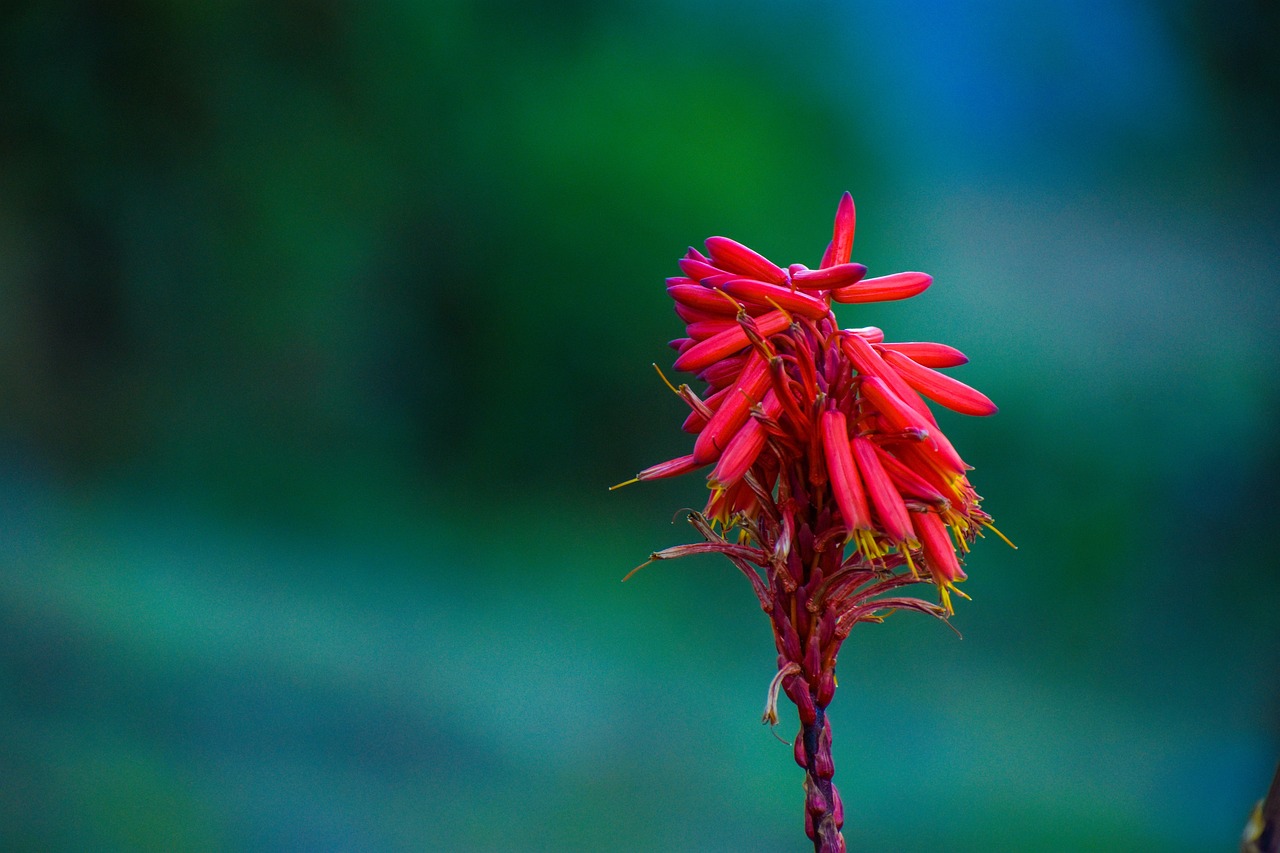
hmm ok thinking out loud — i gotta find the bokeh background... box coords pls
[2,1,1278,850]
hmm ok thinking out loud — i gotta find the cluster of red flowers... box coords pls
[620,194,1005,852]
[628,192,1000,616]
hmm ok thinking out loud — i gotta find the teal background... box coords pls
[2,2,1278,850]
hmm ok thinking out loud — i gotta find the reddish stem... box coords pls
[800,703,845,852]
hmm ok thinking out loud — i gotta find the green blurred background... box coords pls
[2,1,1277,850]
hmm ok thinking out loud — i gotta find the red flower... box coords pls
[619,193,1009,853]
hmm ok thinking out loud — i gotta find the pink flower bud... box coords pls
[831,271,932,303]
[667,282,738,315]
[672,309,790,373]
[858,376,933,439]
[912,510,965,584]
[719,277,831,319]
[881,349,997,416]
[672,302,725,325]
[677,257,722,281]
[820,191,855,269]
[684,319,739,341]
[820,410,872,533]
[876,340,968,367]
[635,454,705,482]
[693,351,772,464]
[710,391,781,488]
[847,325,884,343]
[817,669,836,706]
[853,436,914,545]
[790,262,867,290]
[704,235,788,284]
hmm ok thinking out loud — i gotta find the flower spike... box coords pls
[620,192,1003,853]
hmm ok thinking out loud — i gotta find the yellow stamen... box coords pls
[609,477,639,491]
[984,522,1017,549]
[902,544,919,579]
[847,528,884,561]
[651,363,681,396]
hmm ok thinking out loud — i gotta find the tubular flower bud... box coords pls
[858,376,934,439]
[841,331,934,421]
[672,309,790,373]
[852,436,915,546]
[704,235,789,284]
[621,193,1006,851]
[831,271,932,303]
[696,355,745,389]
[911,510,967,614]
[875,341,968,368]
[672,302,724,325]
[820,191,856,269]
[677,257,725,282]
[791,263,868,291]
[693,350,772,464]
[875,445,951,507]
[685,319,739,341]
[880,349,998,416]
[719,277,831,319]
[626,454,705,484]
[820,410,873,536]
[710,391,782,488]
[667,282,741,315]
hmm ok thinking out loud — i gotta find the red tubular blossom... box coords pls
[696,355,745,388]
[880,349,998,416]
[858,376,934,439]
[636,454,706,482]
[847,325,884,343]
[682,386,728,433]
[852,436,914,545]
[820,410,872,533]
[875,341,968,368]
[693,351,772,464]
[672,309,790,373]
[912,510,966,585]
[685,319,739,340]
[875,446,951,506]
[791,263,868,291]
[710,391,781,488]
[831,271,932,303]
[820,191,856,269]
[667,282,740,315]
[720,277,831,319]
[678,257,724,282]
[704,236,789,284]
[673,302,726,325]
[841,332,934,421]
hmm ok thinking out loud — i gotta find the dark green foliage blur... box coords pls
[1,1,1278,850]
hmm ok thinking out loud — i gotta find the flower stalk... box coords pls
[620,193,1008,851]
